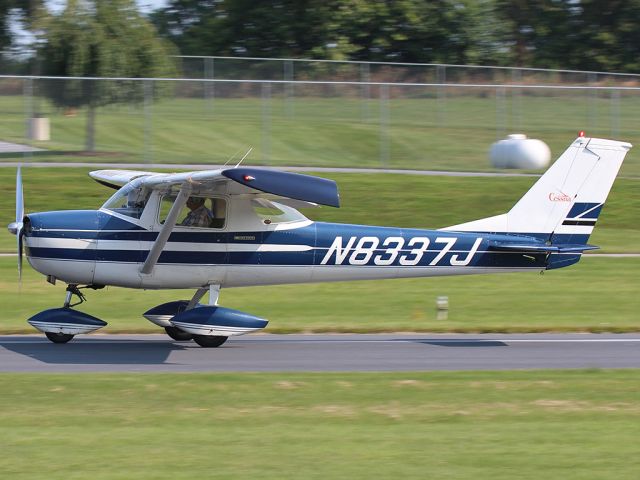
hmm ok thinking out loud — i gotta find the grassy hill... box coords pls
[2,93,640,176]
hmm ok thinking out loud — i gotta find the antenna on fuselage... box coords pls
[233,147,253,169]
[222,149,242,167]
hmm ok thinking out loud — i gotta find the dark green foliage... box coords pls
[5,1,640,73]
[494,0,640,72]
[151,0,640,73]
[152,0,505,64]
[152,0,349,59]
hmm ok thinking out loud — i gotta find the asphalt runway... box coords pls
[1,333,639,372]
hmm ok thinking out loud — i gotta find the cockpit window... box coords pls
[159,195,227,229]
[103,183,150,219]
[250,199,307,225]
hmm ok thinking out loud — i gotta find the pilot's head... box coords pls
[186,196,205,210]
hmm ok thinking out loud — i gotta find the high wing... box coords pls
[90,167,340,275]
[89,169,158,189]
[90,167,339,207]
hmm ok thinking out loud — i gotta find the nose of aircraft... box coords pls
[7,221,20,235]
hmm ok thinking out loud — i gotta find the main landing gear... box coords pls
[27,284,107,344]
[164,326,193,342]
[27,284,267,348]
[143,286,229,347]
[143,285,268,347]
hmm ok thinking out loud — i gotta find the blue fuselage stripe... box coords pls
[25,213,588,270]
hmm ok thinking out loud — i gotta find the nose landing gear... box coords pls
[27,284,107,344]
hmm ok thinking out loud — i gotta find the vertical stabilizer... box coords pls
[442,137,631,242]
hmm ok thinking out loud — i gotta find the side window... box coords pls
[159,195,226,229]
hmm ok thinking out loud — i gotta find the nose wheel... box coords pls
[45,332,75,344]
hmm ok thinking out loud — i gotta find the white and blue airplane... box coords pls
[7,135,631,346]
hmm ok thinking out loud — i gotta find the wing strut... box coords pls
[140,183,191,275]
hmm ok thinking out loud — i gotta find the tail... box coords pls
[442,136,632,268]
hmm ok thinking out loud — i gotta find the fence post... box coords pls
[511,69,522,131]
[261,82,272,163]
[496,86,507,140]
[205,57,214,114]
[379,84,390,168]
[436,65,446,127]
[144,80,153,163]
[588,72,598,132]
[611,89,620,138]
[360,62,370,123]
[23,77,34,155]
[284,59,294,119]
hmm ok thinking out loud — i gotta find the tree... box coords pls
[152,0,349,59]
[573,0,640,72]
[335,0,504,64]
[494,0,640,72]
[152,0,505,67]
[0,0,44,55]
[37,0,179,151]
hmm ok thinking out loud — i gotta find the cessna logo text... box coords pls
[320,236,482,266]
[548,192,571,202]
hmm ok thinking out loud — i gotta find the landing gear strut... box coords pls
[63,284,104,308]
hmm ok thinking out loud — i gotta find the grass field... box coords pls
[1,256,637,334]
[1,93,640,176]
[1,370,639,479]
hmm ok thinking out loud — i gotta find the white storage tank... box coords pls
[489,134,551,169]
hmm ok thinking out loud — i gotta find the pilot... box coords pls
[180,196,213,227]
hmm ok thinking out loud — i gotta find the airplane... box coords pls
[6,135,631,347]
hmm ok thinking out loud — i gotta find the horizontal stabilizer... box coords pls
[488,240,599,253]
[222,168,340,207]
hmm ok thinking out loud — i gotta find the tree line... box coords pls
[2,0,639,152]
[150,0,640,73]
[2,0,640,73]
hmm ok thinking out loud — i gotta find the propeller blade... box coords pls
[16,165,23,225]
[18,227,23,284]
[7,166,23,236]
[15,166,24,284]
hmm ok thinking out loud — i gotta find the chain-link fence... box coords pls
[1,71,639,175]
[177,55,640,85]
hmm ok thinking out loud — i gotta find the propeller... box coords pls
[7,166,24,282]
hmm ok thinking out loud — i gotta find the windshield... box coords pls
[102,182,151,219]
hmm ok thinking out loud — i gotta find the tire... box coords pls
[193,335,228,348]
[45,332,74,344]
[164,326,193,341]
